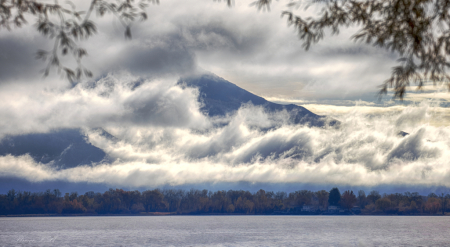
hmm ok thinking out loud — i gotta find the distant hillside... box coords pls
[0,129,107,168]
[178,74,338,127]
[0,74,337,169]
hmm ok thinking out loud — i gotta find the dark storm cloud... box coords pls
[0,36,43,82]
[176,19,269,57]
[120,45,196,76]
[108,29,198,77]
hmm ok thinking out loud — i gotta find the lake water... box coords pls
[0,216,449,246]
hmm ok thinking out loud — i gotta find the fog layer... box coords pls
[1,73,449,189]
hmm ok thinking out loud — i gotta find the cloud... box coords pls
[118,44,197,76]
[0,72,209,139]
[0,33,48,83]
[0,0,400,102]
[1,73,450,190]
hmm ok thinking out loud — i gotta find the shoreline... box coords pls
[2,213,448,217]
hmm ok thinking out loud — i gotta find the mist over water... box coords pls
[1,73,450,190]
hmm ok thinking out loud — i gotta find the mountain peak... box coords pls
[178,74,338,127]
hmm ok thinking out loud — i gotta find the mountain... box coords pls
[0,129,107,169]
[178,74,338,127]
[0,74,336,169]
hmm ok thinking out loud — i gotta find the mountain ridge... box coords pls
[0,74,338,169]
[178,74,338,127]
[0,129,108,169]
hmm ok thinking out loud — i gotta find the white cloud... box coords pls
[1,74,449,189]
[0,72,209,139]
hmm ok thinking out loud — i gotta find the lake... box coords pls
[1,216,449,246]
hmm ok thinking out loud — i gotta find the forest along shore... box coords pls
[1,188,448,216]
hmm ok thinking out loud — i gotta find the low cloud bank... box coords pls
[1,73,449,189]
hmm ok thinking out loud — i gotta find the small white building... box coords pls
[327,205,340,213]
[301,205,318,212]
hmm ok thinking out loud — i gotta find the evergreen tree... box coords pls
[328,187,341,206]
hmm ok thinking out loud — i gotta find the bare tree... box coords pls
[357,190,366,208]
[439,193,449,215]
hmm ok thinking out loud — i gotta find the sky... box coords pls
[1,0,450,194]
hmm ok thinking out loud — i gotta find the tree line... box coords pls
[0,187,449,216]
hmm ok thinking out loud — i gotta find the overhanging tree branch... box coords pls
[279,0,450,99]
[1,0,158,84]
